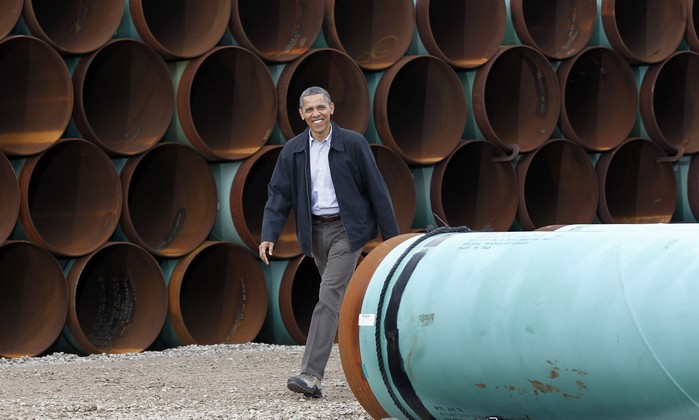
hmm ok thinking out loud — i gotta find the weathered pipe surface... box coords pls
[0,0,22,39]
[127,0,231,59]
[509,0,597,60]
[0,241,68,358]
[72,39,174,157]
[472,45,560,154]
[20,0,123,55]
[516,138,598,230]
[15,139,122,257]
[229,0,324,63]
[639,51,699,155]
[557,46,637,152]
[0,152,19,244]
[58,242,166,355]
[596,138,677,224]
[169,46,276,161]
[415,0,506,69]
[374,55,466,165]
[340,227,699,419]
[685,0,699,52]
[0,35,72,157]
[600,0,686,64]
[118,142,217,258]
[276,48,370,140]
[159,241,268,347]
[321,0,414,71]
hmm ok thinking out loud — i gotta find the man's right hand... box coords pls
[259,241,275,265]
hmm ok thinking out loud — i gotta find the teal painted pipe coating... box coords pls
[345,226,699,419]
[672,155,699,223]
[257,260,298,345]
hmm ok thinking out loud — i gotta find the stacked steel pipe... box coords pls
[0,0,697,372]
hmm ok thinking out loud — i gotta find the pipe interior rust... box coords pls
[229,0,324,63]
[17,139,122,257]
[516,139,598,231]
[415,0,506,68]
[557,47,637,152]
[509,0,597,60]
[277,48,370,140]
[323,0,414,71]
[0,152,19,244]
[596,138,677,224]
[166,242,268,345]
[176,46,277,160]
[64,242,166,354]
[640,51,699,155]
[230,146,301,258]
[120,143,218,258]
[0,241,68,358]
[685,0,699,52]
[431,140,518,232]
[373,55,466,165]
[472,45,561,154]
[0,36,73,156]
[601,0,686,64]
[129,0,231,59]
[21,0,123,54]
[0,0,22,39]
[72,39,174,156]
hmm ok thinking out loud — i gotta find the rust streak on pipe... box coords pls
[0,0,23,40]
[0,152,19,244]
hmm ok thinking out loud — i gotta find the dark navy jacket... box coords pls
[261,122,400,256]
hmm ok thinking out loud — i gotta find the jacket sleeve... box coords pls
[261,148,293,244]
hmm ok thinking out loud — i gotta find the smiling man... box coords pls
[259,86,399,398]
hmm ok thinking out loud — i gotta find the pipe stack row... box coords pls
[1,0,698,358]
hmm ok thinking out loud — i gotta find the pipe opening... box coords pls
[597,138,676,223]
[324,0,414,70]
[230,0,324,62]
[375,55,466,165]
[0,241,67,358]
[517,139,598,230]
[177,46,276,160]
[279,255,320,345]
[72,39,174,156]
[18,139,121,257]
[0,152,19,244]
[558,47,637,151]
[277,48,370,140]
[66,242,166,354]
[120,143,218,258]
[131,0,231,59]
[0,36,73,156]
[431,140,518,231]
[0,0,22,39]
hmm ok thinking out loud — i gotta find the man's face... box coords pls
[299,93,335,140]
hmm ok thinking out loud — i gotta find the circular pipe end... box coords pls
[0,0,22,39]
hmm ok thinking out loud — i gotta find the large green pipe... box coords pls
[0,151,19,244]
[0,0,22,40]
[159,241,268,347]
[0,240,68,358]
[340,226,699,419]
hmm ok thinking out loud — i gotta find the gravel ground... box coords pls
[0,343,371,419]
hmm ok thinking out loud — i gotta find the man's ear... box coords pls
[299,108,304,120]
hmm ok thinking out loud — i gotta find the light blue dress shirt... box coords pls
[309,127,339,216]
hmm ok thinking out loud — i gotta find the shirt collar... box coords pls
[309,125,332,148]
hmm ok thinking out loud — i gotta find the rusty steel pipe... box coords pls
[20,0,123,55]
[124,0,231,59]
[516,138,598,231]
[597,138,677,224]
[229,0,324,63]
[557,47,637,152]
[639,51,699,155]
[414,0,506,69]
[118,142,217,258]
[508,0,597,60]
[0,35,72,157]
[320,0,414,71]
[58,242,166,355]
[0,152,19,244]
[15,139,122,257]
[0,241,68,358]
[471,45,561,154]
[159,241,268,347]
[71,39,174,157]
[169,46,277,161]
[276,48,370,140]
[598,0,686,64]
[0,0,22,40]
[685,0,699,51]
[373,55,466,165]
